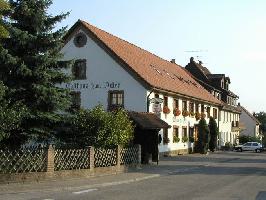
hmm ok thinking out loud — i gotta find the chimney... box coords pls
[170,59,175,64]
[199,60,202,65]
[238,103,241,106]
[190,57,194,63]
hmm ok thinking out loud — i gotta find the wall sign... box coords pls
[65,81,121,90]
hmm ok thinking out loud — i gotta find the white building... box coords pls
[61,20,222,155]
[239,105,261,138]
[185,58,241,147]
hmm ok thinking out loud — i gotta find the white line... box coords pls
[73,188,98,194]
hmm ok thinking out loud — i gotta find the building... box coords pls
[238,104,261,138]
[61,20,222,155]
[185,57,241,147]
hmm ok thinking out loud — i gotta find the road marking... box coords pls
[73,188,98,194]
[43,199,55,200]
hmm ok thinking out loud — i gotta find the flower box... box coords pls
[182,110,189,117]
[163,106,170,114]
[173,108,181,116]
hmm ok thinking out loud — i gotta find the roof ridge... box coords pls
[240,105,260,124]
[79,20,182,68]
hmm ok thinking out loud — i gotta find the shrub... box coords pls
[56,105,134,148]
[182,136,188,143]
[173,135,180,143]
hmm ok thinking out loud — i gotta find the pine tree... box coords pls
[198,118,210,154]
[0,0,72,145]
[0,0,9,38]
[208,117,218,152]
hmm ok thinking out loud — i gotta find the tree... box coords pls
[0,0,9,38]
[56,106,134,148]
[208,117,218,152]
[0,82,27,146]
[197,118,210,154]
[0,0,72,145]
[254,112,266,146]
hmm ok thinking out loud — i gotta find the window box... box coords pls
[195,112,201,120]
[163,106,170,114]
[182,110,189,117]
[173,108,181,116]
[182,136,188,143]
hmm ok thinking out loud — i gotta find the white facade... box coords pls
[239,107,260,138]
[62,30,147,112]
[218,110,240,146]
[62,28,220,154]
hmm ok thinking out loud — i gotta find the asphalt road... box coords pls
[1,151,266,200]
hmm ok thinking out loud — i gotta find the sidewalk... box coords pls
[0,152,236,195]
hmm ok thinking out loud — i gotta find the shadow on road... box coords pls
[256,191,266,200]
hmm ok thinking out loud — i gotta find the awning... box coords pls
[128,112,171,130]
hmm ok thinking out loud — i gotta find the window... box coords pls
[213,108,218,119]
[173,126,179,143]
[74,32,87,47]
[70,91,81,110]
[182,127,187,138]
[189,127,194,138]
[163,96,168,107]
[195,103,199,113]
[163,128,169,144]
[182,100,187,111]
[72,59,86,80]
[108,90,124,110]
[189,102,194,113]
[173,98,179,109]
[206,107,210,118]
[201,104,204,113]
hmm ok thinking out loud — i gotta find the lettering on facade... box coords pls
[65,81,121,90]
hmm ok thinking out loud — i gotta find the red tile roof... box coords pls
[66,20,221,105]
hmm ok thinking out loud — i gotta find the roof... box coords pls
[64,20,222,105]
[239,105,261,125]
[128,112,171,129]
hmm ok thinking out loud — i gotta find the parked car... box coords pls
[234,142,263,152]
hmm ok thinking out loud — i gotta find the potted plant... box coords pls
[182,136,188,143]
[182,110,189,117]
[189,136,195,143]
[190,112,195,117]
[195,112,201,120]
[173,135,180,143]
[163,106,170,114]
[173,108,181,116]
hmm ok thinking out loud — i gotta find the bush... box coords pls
[182,136,188,143]
[56,105,134,148]
[238,135,260,144]
[173,135,180,143]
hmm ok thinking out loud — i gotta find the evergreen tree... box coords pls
[0,0,9,38]
[0,0,72,145]
[198,118,210,154]
[208,117,218,152]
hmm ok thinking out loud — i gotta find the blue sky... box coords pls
[50,0,266,113]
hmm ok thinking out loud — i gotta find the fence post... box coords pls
[117,145,121,170]
[46,145,55,174]
[89,146,95,172]
[137,144,141,166]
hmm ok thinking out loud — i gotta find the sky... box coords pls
[50,0,266,113]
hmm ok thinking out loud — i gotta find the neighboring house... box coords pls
[185,57,241,147]
[238,104,261,138]
[61,20,222,155]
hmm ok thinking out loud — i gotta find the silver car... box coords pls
[234,142,263,153]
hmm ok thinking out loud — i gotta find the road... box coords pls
[1,151,266,200]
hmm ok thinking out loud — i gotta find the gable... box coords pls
[64,20,222,105]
